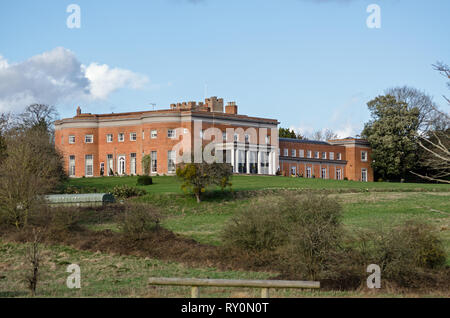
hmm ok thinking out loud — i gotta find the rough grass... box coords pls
[1,240,447,298]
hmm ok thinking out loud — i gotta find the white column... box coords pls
[231,148,235,173]
[257,151,262,174]
[246,150,250,174]
[269,151,274,175]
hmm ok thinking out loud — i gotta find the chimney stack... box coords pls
[76,106,81,116]
[225,102,238,115]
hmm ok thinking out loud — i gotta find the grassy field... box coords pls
[66,175,450,194]
[1,175,449,297]
[68,176,450,263]
[1,240,445,298]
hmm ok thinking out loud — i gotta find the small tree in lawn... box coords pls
[176,162,232,203]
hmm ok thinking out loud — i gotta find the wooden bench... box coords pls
[148,277,320,298]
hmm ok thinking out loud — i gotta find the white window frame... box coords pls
[167,129,176,139]
[314,151,319,159]
[69,135,75,144]
[307,150,312,159]
[151,151,157,173]
[69,155,76,177]
[284,149,288,156]
[85,154,94,177]
[130,132,137,141]
[151,130,157,139]
[118,133,125,142]
[85,135,93,144]
[337,153,342,160]
[361,151,368,162]
[361,168,368,182]
[299,149,304,158]
[167,150,176,173]
[291,149,296,157]
[306,167,312,178]
[106,134,113,143]
[321,167,327,179]
[130,153,137,175]
[329,152,334,160]
[321,152,326,159]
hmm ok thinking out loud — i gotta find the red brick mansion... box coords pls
[54,97,373,182]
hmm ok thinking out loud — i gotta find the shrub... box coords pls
[111,185,146,199]
[137,175,153,186]
[117,203,160,239]
[221,197,288,252]
[360,220,447,288]
[278,193,343,281]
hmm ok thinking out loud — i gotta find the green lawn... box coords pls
[66,175,450,194]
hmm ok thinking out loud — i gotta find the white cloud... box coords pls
[0,47,150,113]
[84,62,148,100]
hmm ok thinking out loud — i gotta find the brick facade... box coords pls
[55,97,374,182]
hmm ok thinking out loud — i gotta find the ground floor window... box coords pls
[361,168,368,182]
[107,154,113,175]
[69,155,75,176]
[336,168,342,180]
[168,151,176,173]
[100,162,105,176]
[306,167,312,178]
[85,155,93,177]
[291,166,296,176]
[118,156,126,175]
[151,151,157,173]
[130,153,137,175]
[321,167,327,179]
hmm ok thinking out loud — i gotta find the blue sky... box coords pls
[0,0,449,137]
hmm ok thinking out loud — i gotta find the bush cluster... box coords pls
[117,203,160,239]
[137,175,153,186]
[111,185,146,199]
[222,193,447,289]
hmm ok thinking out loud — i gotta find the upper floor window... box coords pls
[199,130,204,139]
[69,135,75,144]
[307,150,312,158]
[329,152,334,160]
[222,131,227,142]
[130,132,137,141]
[299,149,305,158]
[321,152,326,159]
[245,134,250,143]
[284,149,289,156]
[151,130,157,139]
[234,133,239,142]
[85,135,93,143]
[314,151,319,159]
[168,129,176,139]
[291,149,296,157]
[361,151,368,162]
[265,136,270,144]
[183,128,188,134]
[106,134,113,143]
[118,133,124,142]
[337,153,342,160]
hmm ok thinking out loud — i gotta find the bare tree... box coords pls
[26,229,42,297]
[310,129,338,141]
[0,127,66,228]
[410,63,450,183]
[433,62,450,105]
[385,86,439,133]
[18,104,59,133]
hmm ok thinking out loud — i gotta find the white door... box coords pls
[118,156,126,175]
